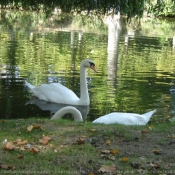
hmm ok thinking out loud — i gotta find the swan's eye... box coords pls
[89,62,95,66]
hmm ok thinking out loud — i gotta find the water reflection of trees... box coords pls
[0,11,175,119]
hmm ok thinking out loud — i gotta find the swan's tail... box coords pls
[25,81,35,89]
[142,109,156,123]
[143,109,156,117]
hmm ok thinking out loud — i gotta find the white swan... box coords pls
[92,109,156,125]
[25,59,97,106]
[50,106,156,125]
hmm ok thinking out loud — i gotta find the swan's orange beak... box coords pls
[90,65,98,72]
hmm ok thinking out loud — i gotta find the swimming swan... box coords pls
[50,106,156,125]
[25,59,97,106]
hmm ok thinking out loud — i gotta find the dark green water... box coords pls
[0,10,175,123]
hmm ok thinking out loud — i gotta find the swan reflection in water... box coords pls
[26,98,89,121]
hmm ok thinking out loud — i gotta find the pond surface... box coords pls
[0,10,175,123]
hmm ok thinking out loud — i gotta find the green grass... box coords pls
[0,119,175,175]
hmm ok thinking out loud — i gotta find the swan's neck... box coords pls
[51,107,83,122]
[79,64,89,105]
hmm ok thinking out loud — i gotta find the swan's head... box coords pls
[82,59,97,72]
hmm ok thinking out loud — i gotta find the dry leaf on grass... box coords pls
[14,139,28,146]
[89,129,96,132]
[101,150,111,154]
[27,124,42,132]
[110,149,119,154]
[27,125,33,132]
[121,157,128,162]
[0,164,16,170]
[4,142,15,150]
[28,147,40,154]
[141,129,149,133]
[168,134,175,138]
[39,136,51,145]
[148,126,154,130]
[88,172,94,175]
[108,155,115,161]
[150,163,161,169]
[164,115,171,119]
[153,150,163,155]
[73,137,85,145]
[33,124,41,129]
[17,154,24,159]
[105,139,111,145]
[98,165,116,173]
[101,149,119,155]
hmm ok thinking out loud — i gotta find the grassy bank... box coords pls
[0,118,175,174]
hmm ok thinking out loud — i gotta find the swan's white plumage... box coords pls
[25,59,97,105]
[26,83,80,104]
[50,106,156,125]
[92,109,156,125]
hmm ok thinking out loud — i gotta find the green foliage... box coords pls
[1,0,175,18]
[146,0,175,17]
[0,0,146,18]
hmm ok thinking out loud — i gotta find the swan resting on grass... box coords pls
[25,59,97,106]
[50,106,156,125]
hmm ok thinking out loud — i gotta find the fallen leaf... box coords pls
[1,119,5,123]
[166,163,172,168]
[110,149,119,154]
[43,136,51,141]
[4,142,15,150]
[89,129,96,132]
[121,157,128,162]
[33,124,41,129]
[73,137,85,145]
[150,163,161,169]
[81,136,87,138]
[98,165,116,173]
[0,165,16,170]
[153,150,163,155]
[148,126,154,130]
[39,136,51,145]
[108,155,115,161]
[17,154,24,159]
[16,140,28,146]
[101,150,111,154]
[141,129,149,133]
[168,134,175,138]
[78,137,85,144]
[164,115,171,119]
[39,139,49,145]
[88,172,94,175]
[27,125,33,132]
[14,138,21,143]
[20,146,26,151]
[105,139,111,145]
[60,145,68,148]
[28,147,40,154]
[49,144,54,148]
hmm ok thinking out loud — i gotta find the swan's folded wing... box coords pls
[92,113,146,125]
[31,83,80,104]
